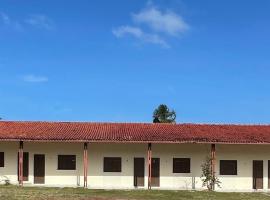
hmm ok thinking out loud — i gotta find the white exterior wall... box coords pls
[0,141,270,191]
[216,144,270,191]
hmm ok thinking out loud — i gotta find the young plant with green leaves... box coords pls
[201,156,221,191]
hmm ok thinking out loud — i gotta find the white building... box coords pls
[0,121,270,191]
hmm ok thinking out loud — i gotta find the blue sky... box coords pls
[1,0,270,123]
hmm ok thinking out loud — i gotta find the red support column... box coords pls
[19,141,24,186]
[83,142,88,188]
[147,143,152,190]
[211,143,216,190]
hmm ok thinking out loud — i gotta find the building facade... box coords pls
[1,121,270,191]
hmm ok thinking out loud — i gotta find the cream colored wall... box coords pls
[216,144,270,191]
[0,142,84,186]
[0,142,18,184]
[88,143,208,189]
[152,143,208,190]
[1,141,270,191]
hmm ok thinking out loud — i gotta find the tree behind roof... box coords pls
[153,104,176,123]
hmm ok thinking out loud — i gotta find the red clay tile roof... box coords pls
[0,121,270,144]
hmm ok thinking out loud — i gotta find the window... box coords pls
[103,157,121,172]
[220,160,237,175]
[173,158,190,173]
[58,155,76,170]
[0,152,4,167]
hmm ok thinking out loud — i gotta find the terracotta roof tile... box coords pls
[0,121,270,144]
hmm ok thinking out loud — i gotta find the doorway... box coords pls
[134,157,144,187]
[34,154,45,184]
[151,158,160,187]
[253,160,263,189]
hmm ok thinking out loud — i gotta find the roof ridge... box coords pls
[0,120,156,125]
[1,121,270,126]
[182,123,270,126]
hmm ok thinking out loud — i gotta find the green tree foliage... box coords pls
[201,156,221,191]
[153,104,176,123]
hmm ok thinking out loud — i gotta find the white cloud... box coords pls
[113,26,143,38]
[22,74,48,83]
[0,12,11,25]
[0,12,53,31]
[112,25,169,48]
[143,32,169,48]
[24,14,53,30]
[132,7,189,36]
[112,3,189,48]
[0,12,23,31]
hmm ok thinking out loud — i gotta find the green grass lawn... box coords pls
[1,186,270,200]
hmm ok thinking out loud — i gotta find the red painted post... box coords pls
[147,143,152,189]
[86,146,88,187]
[83,142,88,188]
[19,141,23,186]
[211,144,216,190]
[83,144,85,187]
